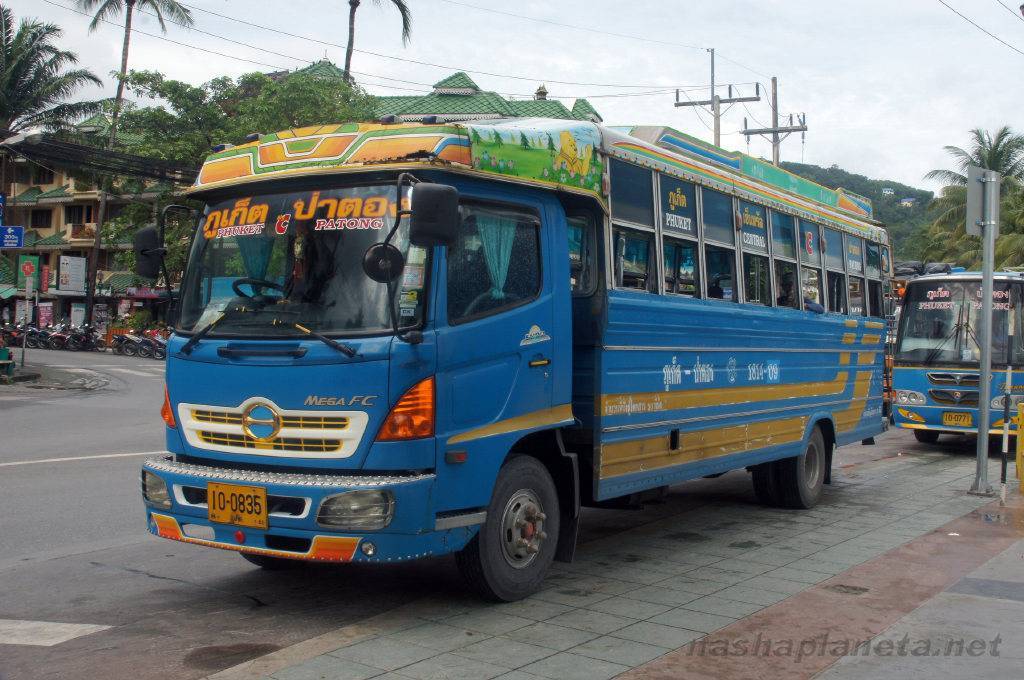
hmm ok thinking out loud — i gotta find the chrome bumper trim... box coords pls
[144,455,433,489]
[435,510,487,531]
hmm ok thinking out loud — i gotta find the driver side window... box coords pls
[447,204,541,324]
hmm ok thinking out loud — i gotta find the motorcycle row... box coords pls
[0,323,167,360]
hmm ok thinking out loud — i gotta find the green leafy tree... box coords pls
[491,130,503,147]
[343,0,411,81]
[546,134,555,153]
[519,132,530,149]
[920,127,1024,267]
[0,5,102,134]
[470,128,483,144]
[235,72,376,135]
[77,0,194,148]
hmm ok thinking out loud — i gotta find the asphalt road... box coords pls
[0,351,983,680]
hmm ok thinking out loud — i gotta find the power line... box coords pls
[433,0,772,79]
[43,0,726,101]
[935,0,1024,58]
[174,1,715,90]
[994,0,1024,23]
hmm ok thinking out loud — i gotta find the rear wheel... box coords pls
[456,455,559,601]
[240,553,303,570]
[137,344,153,358]
[123,343,137,357]
[776,427,827,509]
[914,430,940,444]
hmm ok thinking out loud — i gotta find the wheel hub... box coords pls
[500,489,547,568]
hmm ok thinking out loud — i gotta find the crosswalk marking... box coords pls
[0,619,111,647]
[108,367,160,377]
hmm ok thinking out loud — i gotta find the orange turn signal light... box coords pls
[161,386,176,428]
[376,376,435,441]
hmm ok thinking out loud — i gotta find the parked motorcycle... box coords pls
[66,324,105,352]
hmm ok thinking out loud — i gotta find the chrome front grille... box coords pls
[929,389,979,406]
[197,430,343,453]
[178,399,368,459]
[927,372,979,387]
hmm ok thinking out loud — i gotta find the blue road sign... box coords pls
[1,225,24,248]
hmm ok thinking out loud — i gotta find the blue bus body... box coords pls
[139,119,889,597]
[892,272,1024,441]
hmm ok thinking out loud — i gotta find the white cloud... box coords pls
[11,0,1024,189]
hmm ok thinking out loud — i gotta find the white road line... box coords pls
[0,619,111,646]
[107,367,159,377]
[0,451,163,467]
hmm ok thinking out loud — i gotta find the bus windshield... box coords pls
[177,185,427,337]
[896,279,1023,365]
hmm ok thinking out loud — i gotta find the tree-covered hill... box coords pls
[780,161,933,259]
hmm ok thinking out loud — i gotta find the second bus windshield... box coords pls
[896,279,1024,365]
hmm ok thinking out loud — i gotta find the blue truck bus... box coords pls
[135,118,891,600]
[892,272,1023,443]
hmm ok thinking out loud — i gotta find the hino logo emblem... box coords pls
[242,402,281,441]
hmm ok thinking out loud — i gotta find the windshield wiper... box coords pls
[180,306,250,355]
[291,323,357,357]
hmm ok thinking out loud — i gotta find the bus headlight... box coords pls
[317,490,394,530]
[896,390,925,405]
[992,395,1023,409]
[141,470,171,509]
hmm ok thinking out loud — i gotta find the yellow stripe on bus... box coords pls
[600,416,808,479]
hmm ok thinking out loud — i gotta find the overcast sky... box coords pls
[13,0,1024,192]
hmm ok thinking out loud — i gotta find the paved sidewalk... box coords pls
[209,432,1023,680]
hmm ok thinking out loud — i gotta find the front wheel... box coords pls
[137,344,153,359]
[456,455,560,602]
[123,343,138,357]
[913,430,940,444]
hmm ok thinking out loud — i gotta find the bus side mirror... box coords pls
[409,184,459,247]
[133,225,164,280]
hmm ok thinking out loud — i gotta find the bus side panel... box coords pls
[594,290,885,501]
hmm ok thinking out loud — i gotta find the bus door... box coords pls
[433,201,563,508]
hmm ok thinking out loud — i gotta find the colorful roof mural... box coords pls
[189,117,884,243]
[626,126,875,221]
[373,72,602,123]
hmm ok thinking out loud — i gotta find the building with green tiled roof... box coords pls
[374,72,603,123]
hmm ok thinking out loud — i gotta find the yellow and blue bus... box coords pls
[134,117,891,600]
[892,272,1024,443]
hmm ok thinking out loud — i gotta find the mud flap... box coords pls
[554,430,580,563]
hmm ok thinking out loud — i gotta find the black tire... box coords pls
[240,553,303,570]
[914,430,940,444]
[751,461,784,506]
[456,455,560,602]
[154,348,167,360]
[48,337,66,351]
[138,344,153,359]
[776,426,827,509]
[123,343,137,357]
[67,337,82,351]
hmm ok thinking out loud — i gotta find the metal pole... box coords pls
[770,77,780,165]
[972,169,1000,494]
[1001,311,1012,504]
[709,49,720,147]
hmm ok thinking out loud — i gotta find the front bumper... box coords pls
[141,455,477,563]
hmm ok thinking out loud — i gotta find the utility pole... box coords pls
[675,48,761,148]
[741,76,808,165]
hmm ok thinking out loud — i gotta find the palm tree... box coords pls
[76,0,193,148]
[0,6,102,136]
[343,0,412,81]
[921,127,1024,266]
[925,126,1024,189]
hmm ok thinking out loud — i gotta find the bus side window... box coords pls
[567,214,596,294]
[664,238,700,296]
[743,253,771,305]
[848,276,866,316]
[705,244,736,301]
[447,205,541,323]
[775,260,800,309]
[868,279,883,317]
[614,227,654,292]
[802,267,824,312]
[827,271,847,314]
